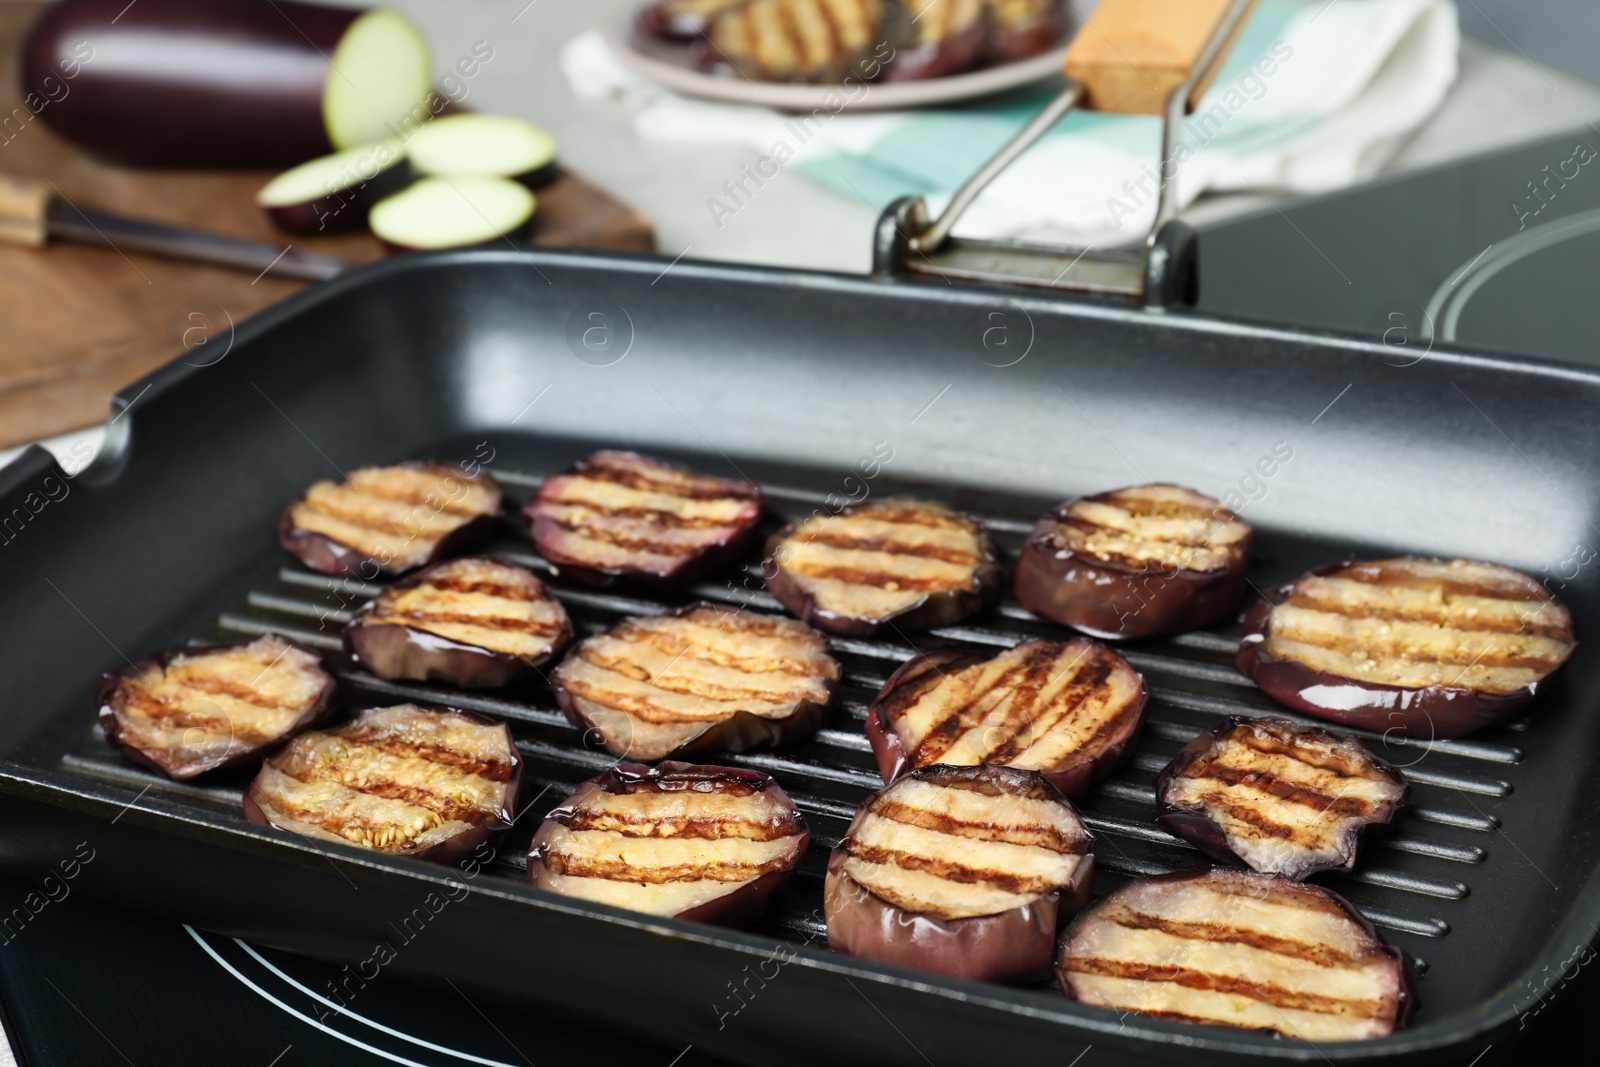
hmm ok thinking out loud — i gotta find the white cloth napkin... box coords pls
[562,0,1460,245]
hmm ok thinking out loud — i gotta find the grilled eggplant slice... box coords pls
[888,0,987,81]
[525,451,763,587]
[1014,484,1252,640]
[244,703,522,864]
[1058,869,1416,1040]
[345,557,573,689]
[281,462,503,579]
[983,0,1068,62]
[552,604,839,760]
[97,635,335,779]
[1237,557,1576,739]
[1155,717,1408,879]
[702,0,889,83]
[866,637,1145,797]
[826,764,1093,983]
[638,0,750,39]
[528,761,808,925]
[766,498,1001,637]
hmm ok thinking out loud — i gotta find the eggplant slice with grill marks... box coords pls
[826,764,1093,983]
[887,0,987,81]
[1058,869,1416,1040]
[345,557,573,689]
[552,604,839,760]
[528,762,808,926]
[982,0,1069,62]
[1155,717,1408,880]
[765,497,1002,637]
[525,450,763,587]
[97,635,336,779]
[1237,557,1576,739]
[1015,483,1252,641]
[244,704,522,864]
[281,462,503,579]
[701,0,891,83]
[866,637,1145,797]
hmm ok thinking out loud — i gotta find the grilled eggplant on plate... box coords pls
[97,635,335,779]
[245,704,522,864]
[1155,717,1408,880]
[637,0,750,39]
[702,0,890,83]
[1237,557,1576,739]
[888,0,987,81]
[766,497,1001,637]
[525,450,763,587]
[528,762,808,926]
[826,765,1093,983]
[345,557,572,689]
[552,604,839,760]
[1015,484,1252,641]
[1058,869,1415,1040]
[982,0,1068,62]
[866,637,1145,797]
[281,462,503,579]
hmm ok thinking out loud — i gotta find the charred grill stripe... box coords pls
[1062,958,1385,1017]
[562,811,804,841]
[573,463,752,503]
[123,693,276,745]
[1285,588,1569,639]
[540,516,708,557]
[815,0,845,65]
[346,479,488,517]
[610,622,828,678]
[1270,606,1568,670]
[572,646,820,706]
[1184,760,1375,817]
[1060,514,1218,549]
[985,651,1111,765]
[375,608,566,637]
[871,797,1088,853]
[544,502,739,530]
[546,854,794,884]
[331,728,514,782]
[913,652,1042,762]
[152,675,308,713]
[1227,732,1381,780]
[773,0,805,72]
[844,841,1063,896]
[793,529,980,565]
[1103,907,1371,966]
[781,562,967,591]
[1194,792,1310,841]
[1020,662,1140,767]
[415,578,544,601]
[273,752,499,825]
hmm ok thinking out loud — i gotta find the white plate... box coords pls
[600,0,1068,112]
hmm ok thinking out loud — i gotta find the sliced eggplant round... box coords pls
[345,557,573,689]
[866,637,1145,797]
[1058,869,1416,1040]
[826,764,1093,983]
[280,462,503,580]
[22,0,431,166]
[257,139,411,234]
[525,450,763,587]
[244,703,522,864]
[405,114,559,189]
[97,635,335,780]
[701,0,890,83]
[982,0,1068,63]
[766,497,1001,637]
[552,604,839,760]
[1237,557,1576,739]
[1014,483,1252,641]
[1155,717,1408,880]
[369,176,536,252]
[637,0,750,39]
[528,761,808,926]
[887,0,987,81]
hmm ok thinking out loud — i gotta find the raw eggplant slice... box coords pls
[280,461,503,579]
[866,637,1145,797]
[97,635,335,779]
[826,764,1093,983]
[405,114,559,189]
[765,497,1001,637]
[1155,717,1408,879]
[369,176,536,251]
[552,604,839,760]
[1058,869,1416,1040]
[528,762,808,926]
[244,703,521,864]
[1237,557,1576,739]
[1014,483,1252,640]
[982,0,1068,62]
[257,139,410,233]
[637,0,750,40]
[702,0,889,82]
[345,557,573,689]
[887,0,987,81]
[525,451,763,586]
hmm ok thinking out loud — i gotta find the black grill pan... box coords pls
[2,248,1598,1066]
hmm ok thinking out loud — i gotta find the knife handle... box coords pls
[0,175,51,248]
[1064,0,1259,115]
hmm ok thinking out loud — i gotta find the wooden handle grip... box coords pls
[0,175,52,248]
[1064,0,1259,115]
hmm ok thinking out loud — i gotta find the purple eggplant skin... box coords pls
[97,637,337,780]
[985,0,1070,64]
[863,646,1146,798]
[1013,508,1252,641]
[265,155,414,235]
[885,15,988,82]
[1235,565,1563,740]
[1153,716,1410,880]
[22,0,362,167]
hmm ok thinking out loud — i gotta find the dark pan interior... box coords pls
[2,249,1598,1066]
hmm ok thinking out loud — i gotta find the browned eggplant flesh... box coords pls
[888,0,987,81]
[983,0,1068,61]
[703,0,889,82]
[552,604,839,760]
[1059,869,1415,1040]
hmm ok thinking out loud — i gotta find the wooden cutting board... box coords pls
[0,3,654,450]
